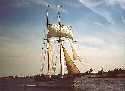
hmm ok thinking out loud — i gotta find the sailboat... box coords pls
[37,5,84,87]
[0,5,97,90]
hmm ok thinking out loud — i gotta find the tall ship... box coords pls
[0,5,89,89]
[33,5,88,88]
[1,5,125,91]
[40,5,82,79]
[29,5,85,88]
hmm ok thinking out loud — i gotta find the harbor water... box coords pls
[0,77,125,91]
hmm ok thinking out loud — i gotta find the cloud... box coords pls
[28,0,49,6]
[78,0,113,24]
[78,0,125,24]
[72,12,125,71]
[0,0,30,8]
[79,36,106,48]
[79,0,125,9]
[73,21,125,71]
[106,0,125,9]
[28,0,67,13]
[14,0,51,7]
[93,22,104,26]
[121,16,125,23]
[60,0,82,8]
[79,0,103,7]
[77,34,125,71]
[0,0,67,13]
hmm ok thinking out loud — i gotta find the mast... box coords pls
[57,5,64,77]
[43,5,81,76]
[45,5,51,77]
[40,6,49,74]
[46,5,49,28]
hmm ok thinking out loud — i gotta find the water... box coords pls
[1,86,74,91]
[0,77,125,91]
[74,77,125,91]
[0,77,74,91]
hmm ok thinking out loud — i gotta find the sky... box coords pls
[0,0,125,76]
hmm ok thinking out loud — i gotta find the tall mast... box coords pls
[40,6,49,74]
[46,5,49,28]
[46,5,51,77]
[57,5,64,77]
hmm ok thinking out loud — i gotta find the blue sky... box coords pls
[0,0,125,76]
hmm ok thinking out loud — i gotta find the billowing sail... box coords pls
[47,41,53,75]
[62,46,80,74]
[47,24,73,39]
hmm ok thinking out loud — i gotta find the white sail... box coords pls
[47,24,73,39]
[47,41,53,76]
[41,6,85,76]
[62,45,80,74]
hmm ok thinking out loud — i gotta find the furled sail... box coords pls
[62,45,80,74]
[47,24,73,40]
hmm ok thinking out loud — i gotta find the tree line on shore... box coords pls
[1,68,125,79]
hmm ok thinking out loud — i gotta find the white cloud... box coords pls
[3,0,67,13]
[14,0,50,7]
[74,24,125,72]
[29,0,49,6]
[78,0,125,24]
[77,36,125,72]
[72,14,125,71]
[29,0,67,13]
[106,0,125,9]
[79,0,103,8]
[121,16,125,23]
[93,22,104,26]
[78,36,106,47]
[79,0,125,9]
[60,0,82,8]
[79,0,113,24]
